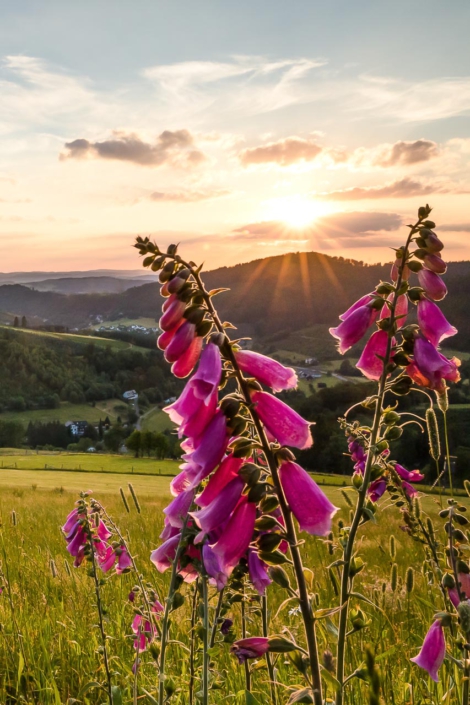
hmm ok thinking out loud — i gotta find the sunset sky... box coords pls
[1,0,469,272]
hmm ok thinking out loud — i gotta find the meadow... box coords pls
[0,462,463,705]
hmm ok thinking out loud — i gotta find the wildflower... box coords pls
[202,543,228,591]
[368,478,386,502]
[231,637,269,663]
[417,298,457,347]
[420,229,444,253]
[195,455,244,508]
[356,330,390,381]
[165,321,196,363]
[407,337,460,392]
[157,319,184,351]
[278,461,338,535]
[339,293,376,321]
[116,546,133,574]
[234,350,297,393]
[251,391,313,449]
[330,304,379,355]
[410,619,446,682]
[248,549,271,596]
[423,253,446,274]
[150,534,181,573]
[163,489,195,529]
[210,496,257,574]
[183,410,229,488]
[172,336,204,378]
[159,296,186,331]
[380,294,408,322]
[417,269,447,301]
[190,477,244,534]
[220,618,233,635]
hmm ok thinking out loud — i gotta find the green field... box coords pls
[0,399,127,425]
[0,324,152,351]
[92,317,158,329]
[140,406,175,433]
[0,452,179,476]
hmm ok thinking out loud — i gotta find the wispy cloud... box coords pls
[60,129,206,168]
[149,188,230,203]
[318,177,453,201]
[439,223,470,233]
[239,136,323,167]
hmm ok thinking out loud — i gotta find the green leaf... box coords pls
[245,691,262,705]
[320,666,341,690]
[140,688,158,705]
[287,688,314,703]
[314,605,344,620]
[111,686,122,705]
[77,681,102,698]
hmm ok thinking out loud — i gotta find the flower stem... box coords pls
[209,589,224,648]
[201,572,210,705]
[189,578,199,705]
[158,519,189,705]
[241,581,251,692]
[262,594,277,705]
[89,537,113,705]
[334,220,421,705]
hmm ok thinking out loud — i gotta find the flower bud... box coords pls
[384,426,403,441]
[442,573,455,589]
[383,410,400,425]
[220,397,241,418]
[269,566,291,590]
[258,550,289,566]
[239,463,261,487]
[407,260,423,272]
[267,636,298,653]
[257,533,283,552]
[254,515,279,531]
[260,495,280,513]
[458,602,470,633]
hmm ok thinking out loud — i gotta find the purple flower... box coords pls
[231,637,269,664]
[330,305,379,355]
[163,489,195,529]
[195,455,243,508]
[116,546,132,574]
[278,461,338,535]
[150,534,181,573]
[356,330,390,381]
[248,549,271,596]
[159,296,186,331]
[172,336,203,378]
[190,477,244,534]
[202,543,228,591]
[157,319,183,351]
[339,293,376,321]
[210,496,256,574]
[417,269,447,301]
[235,350,297,392]
[391,257,410,282]
[183,410,229,488]
[410,620,446,682]
[380,294,408,323]
[220,619,233,635]
[424,253,446,274]
[421,230,444,253]
[417,298,457,347]
[394,464,425,483]
[165,321,196,363]
[407,337,460,392]
[251,391,313,449]
[368,478,386,502]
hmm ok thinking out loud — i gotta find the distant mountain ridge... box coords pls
[25,276,152,295]
[0,251,469,350]
[0,269,154,284]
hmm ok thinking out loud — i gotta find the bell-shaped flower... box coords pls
[248,550,271,595]
[422,230,444,253]
[410,620,446,682]
[368,478,386,502]
[97,543,116,573]
[159,297,186,331]
[190,477,244,534]
[330,304,379,354]
[202,543,228,591]
[196,455,244,508]
[150,533,181,573]
[380,294,408,323]
[251,391,313,449]
[165,321,196,363]
[183,410,229,488]
[391,257,410,282]
[231,637,269,664]
[163,489,195,529]
[157,319,184,351]
[458,571,470,599]
[407,337,460,392]
[278,461,338,535]
[356,329,390,381]
[116,546,132,574]
[339,293,376,321]
[170,469,191,497]
[394,464,425,483]
[424,253,446,274]
[172,336,203,378]
[417,298,457,347]
[418,269,447,301]
[234,350,297,392]
[210,496,256,573]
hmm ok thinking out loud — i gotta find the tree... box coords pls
[13,316,19,327]
[104,425,126,453]
[83,423,98,441]
[126,429,142,458]
[21,316,27,328]
[154,433,170,460]
[98,419,104,440]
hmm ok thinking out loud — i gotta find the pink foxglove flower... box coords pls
[422,230,444,253]
[183,410,229,488]
[157,319,184,351]
[210,496,256,573]
[159,296,186,331]
[202,543,228,591]
[339,293,376,321]
[278,461,338,535]
[417,269,447,301]
[195,455,244,508]
[190,477,244,534]
[356,330,390,381]
[163,489,195,529]
[251,391,313,449]
[165,321,196,363]
[424,253,446,274]
[231,637,269,663]
[417,298,457,348]
[172,336,203,378]
[248,550,271,596]
[410,620,446,682]
[368,478,386,502]
[391,257,410,282]
[150,534,181,573]
[407,337,460,392]
[235,350,297,392]
[380,294,408,323]
[394,464,425,483]
[116,546,132,574]
[330,304,378,354]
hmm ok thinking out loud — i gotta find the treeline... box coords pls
[0,328,181,413]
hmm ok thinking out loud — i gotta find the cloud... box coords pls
[319,177,450,201]
[60,129,206,168]
[358,139,439,167]
[149,188,230,203]
[439,223,470,233]
[239,136,323,166]
[232,211,403,244]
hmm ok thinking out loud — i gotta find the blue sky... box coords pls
[0,0,469,270]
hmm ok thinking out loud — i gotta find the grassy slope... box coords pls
[0,324,150,352]
[0,452,178,476]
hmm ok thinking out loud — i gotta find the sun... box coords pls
[263,195,331,228]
